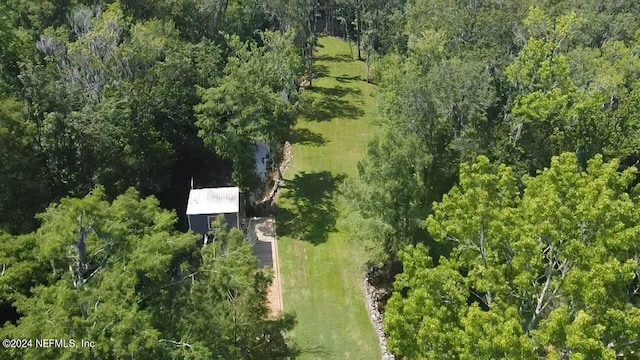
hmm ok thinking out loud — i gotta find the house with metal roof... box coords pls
[186,187,245,234]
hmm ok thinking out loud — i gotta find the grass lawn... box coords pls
[276,36,380,359]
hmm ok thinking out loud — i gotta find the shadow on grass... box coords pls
[291,128,327,146]
[276,171,346,245]
[301,88,365,122]
[335,75,362,83]
[298,345,336,358]
[312,64,330,80]
[312,85,362,98]
[315,54,354,63]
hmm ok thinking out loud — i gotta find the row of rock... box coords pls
[279,141,292,176]
[259,141,292,208]
[363,276,396,360]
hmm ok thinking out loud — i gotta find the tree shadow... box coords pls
[312,85,362,98]
[315,54,354,63]
[276,171,347,245]
[297,345,335,358]
[335,75,362,83]
[301,88,365,122]
[290,128,327,146]
[312,64,330,80]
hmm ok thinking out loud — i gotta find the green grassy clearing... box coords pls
[276,37,380,359]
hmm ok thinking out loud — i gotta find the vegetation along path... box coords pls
[276,37,380,359]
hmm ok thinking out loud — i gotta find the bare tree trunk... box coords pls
[308,56,313,88]
[214,0,229,33]
[324,1,330,34]
[365,48,373,82]
[75,217,88,288]
[75,215,90,319]
[356,0,362,60]
[307,0,317,88]
[329,1,334,35]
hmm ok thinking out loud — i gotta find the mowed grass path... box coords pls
[276,37,380,359]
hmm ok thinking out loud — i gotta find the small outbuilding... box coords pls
[186,187,245,235]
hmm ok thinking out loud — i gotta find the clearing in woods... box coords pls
[276,37,381,359]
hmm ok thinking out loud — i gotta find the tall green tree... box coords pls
[19,2,220,199]
[386,153,640,359]
[0,188,297,359]
[0,0,86,87]
[265,0,319,87]
[345,4,640,264]
[506,7,640,174]
[119,0,272,42]
[339,129,430,264]
[0,187,195,359]
[357,0,405,81]
[340,30,496,262]
[0,97,46,233]
[195,30,303,191]
[174,217,298,359]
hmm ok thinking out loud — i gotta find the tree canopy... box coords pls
[195,30,303,190]
[0,0,314,234]
[3,0,640,357]
[338,1,640,357]
[342,3,640,262]
[386,154,640,359]
[0,1,315,356]
[0,188,296,359]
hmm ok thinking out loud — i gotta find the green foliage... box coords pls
[506,7,640,172]
[0,0,82,87]
[386,154,640,358]
[195,30,303,190]
[6,0,640,357]
[0,97,45,233]
[342,27,496,262]
[360,0,406,55]
[20,4,175,196]
[339,129,431,264]
[7,1,229,209]
[347,3,640,267]
[176,220,297,359]
[119,0,273,43]
[0,189,297,359]
[267,0,319,77]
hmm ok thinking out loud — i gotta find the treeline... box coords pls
[0,0,319,234]
[0,0,390,229]
[5,0,640,357]
[0,189,296,359]
[339,0,640,358]
[0,0,326,358]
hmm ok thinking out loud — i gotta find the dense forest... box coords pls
[2,0,640,359]
[338,0,640,358]
[0,0,314,358]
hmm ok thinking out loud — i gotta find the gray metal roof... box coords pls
[186,187,240,215]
